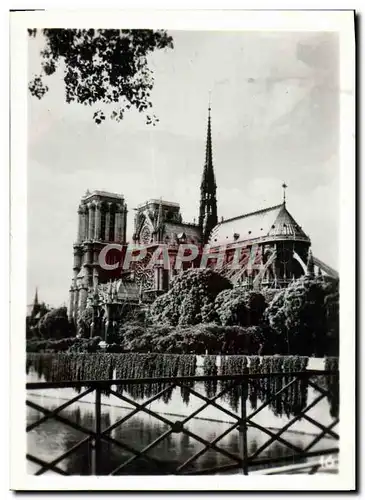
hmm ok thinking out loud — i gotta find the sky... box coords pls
[27,30,340,308]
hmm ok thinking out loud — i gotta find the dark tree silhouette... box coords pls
[264,276,339,356]
[28,29,173,124]
[37,306,71,339]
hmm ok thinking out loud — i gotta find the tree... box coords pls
[77,307,94,338]
[215,287,267,326]
[28,29,173,124]
[149,268,232,326]
[323,287,339,356]
[37,306,71,339]
[264,276,339,356]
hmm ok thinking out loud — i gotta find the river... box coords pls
[27,366,338,475]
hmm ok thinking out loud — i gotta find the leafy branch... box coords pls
[28,28,173,124]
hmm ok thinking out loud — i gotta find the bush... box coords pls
[26,336,105,353]
[68,336,103,353]
[121,323,270,355]
[27,337,76,353]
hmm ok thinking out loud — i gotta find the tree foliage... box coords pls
[37,306,71,339]
[26,302,51,339]
[26,336,102,353]
[28,29,173,124]
[26,351,332,418]
[149,269,232,326]
[214,287,267,326]
[77,307,94,338]
[323,290,339,356]
[324,357,339,418]
[114,323,267,355]
[264,276,339,356]
[219,325,266,354]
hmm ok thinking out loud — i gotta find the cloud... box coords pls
[296,33,339,71]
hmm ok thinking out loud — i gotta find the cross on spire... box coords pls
[282,182,288,205]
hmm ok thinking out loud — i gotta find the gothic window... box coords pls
[141,226,151,244]
[109,207,115,242]
[84,210,89,240]
[100,206,106,241]
[162,269,169,290]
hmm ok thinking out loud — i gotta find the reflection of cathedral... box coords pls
[68,106,338,327]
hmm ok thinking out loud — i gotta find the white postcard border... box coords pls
[9,8,356,491]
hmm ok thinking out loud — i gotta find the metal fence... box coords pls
[26,370,339,475]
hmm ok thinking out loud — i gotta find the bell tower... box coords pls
[68,190,128,323]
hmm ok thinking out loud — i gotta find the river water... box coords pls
[27,369,338,475]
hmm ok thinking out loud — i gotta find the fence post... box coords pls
[241,377,249,475]
[91,386,102,475]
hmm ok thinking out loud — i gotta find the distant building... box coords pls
[27,288,41,320]
[26,288,49,336]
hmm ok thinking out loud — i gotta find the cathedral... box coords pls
[68,107,338,327]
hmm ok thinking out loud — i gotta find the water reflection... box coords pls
[27,398,334,476]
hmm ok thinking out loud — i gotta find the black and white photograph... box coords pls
[9,8,355,491]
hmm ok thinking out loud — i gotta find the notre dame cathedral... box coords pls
[68,107,338,325]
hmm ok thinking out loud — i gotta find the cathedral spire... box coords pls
[199,104,218,243]
[31,287,40,318]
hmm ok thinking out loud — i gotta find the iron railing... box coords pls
[26,370,339,475]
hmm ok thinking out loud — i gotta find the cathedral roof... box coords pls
[137,199,180,209]
[82,190,124,202]
[209,203,310,246]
